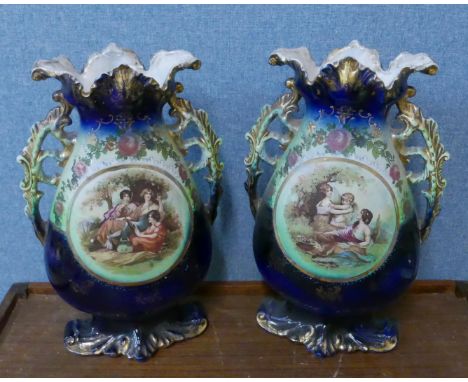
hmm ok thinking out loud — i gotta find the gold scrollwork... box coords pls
[244,79,301,216]
[394,90,450,240]
[168,95,223,224]
[17,91,75,244]
[257,297,398,356]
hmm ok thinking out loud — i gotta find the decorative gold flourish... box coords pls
[393,91,450,240]
[168,95,223,224]
[257,297,398,357]
[109,66,144,103]
[81,66,165,112]
[17,91,74,244]
[244,80,301,216]
[336,58,361,90]
[64,302,207,360]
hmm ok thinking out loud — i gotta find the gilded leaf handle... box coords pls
[17,92,74,244]
[169,94,223,224]
[244,80,301,216]
[394,89,449,241]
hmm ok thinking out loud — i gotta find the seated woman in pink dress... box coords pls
[130,210,167,253]
[95,189,137,249]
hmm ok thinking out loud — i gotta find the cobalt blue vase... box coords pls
[245,41,449,357]
[18,44,223,361]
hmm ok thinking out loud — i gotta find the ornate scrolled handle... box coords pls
[393,89,450,241]
[168,94,223,224]
[244,80,301,216]
[17,92,74,244]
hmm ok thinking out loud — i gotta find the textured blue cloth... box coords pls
[0,5,466,299]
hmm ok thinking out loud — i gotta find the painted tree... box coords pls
[83,171,170,211]
[289,170,342,223]
[81,169,182,233]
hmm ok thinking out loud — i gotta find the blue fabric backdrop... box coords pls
[0,5,466,299]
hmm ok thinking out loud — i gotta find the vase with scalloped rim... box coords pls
[18,44,223,361]
[245,41,449,357]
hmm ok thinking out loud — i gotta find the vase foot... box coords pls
[257,297,397,357]
[64,302,207,361]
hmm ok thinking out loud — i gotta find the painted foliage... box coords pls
[68,165,192,285]
[274,158,399,282]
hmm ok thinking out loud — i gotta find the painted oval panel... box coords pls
[68,164,193,285]
[274,158,399,282]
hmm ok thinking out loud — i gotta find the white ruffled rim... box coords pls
[270,40,438,89]
[32,43,200,93]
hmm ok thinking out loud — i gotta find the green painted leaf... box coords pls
[372,147,379,159]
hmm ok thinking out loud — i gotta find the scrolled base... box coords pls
[64,302,207,361]
[257,297,397,357]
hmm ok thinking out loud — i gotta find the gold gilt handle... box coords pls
[169,94,223,224]
[244,79,301,217]
[394,88,450,241]
[17,92,74,244]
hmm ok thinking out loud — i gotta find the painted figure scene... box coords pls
[75,170,185,270]
[278,161,398,279]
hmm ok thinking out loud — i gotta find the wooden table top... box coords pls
[0,281,467,377]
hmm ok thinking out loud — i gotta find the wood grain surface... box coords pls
[0,281,466,377]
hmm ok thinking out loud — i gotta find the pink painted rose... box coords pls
[326,129,352,152]
[118,133,141,157]
[73,161,87,177]
[389,164,400,183]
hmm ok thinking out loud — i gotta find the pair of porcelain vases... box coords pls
[18,42,449,360]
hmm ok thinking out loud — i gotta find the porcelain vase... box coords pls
[245,41,449,357]
[18,44,223,361]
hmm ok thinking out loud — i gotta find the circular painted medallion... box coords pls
[274,158,399,282]
[68,164,193,285]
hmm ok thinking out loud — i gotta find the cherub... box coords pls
[329,192,355,228]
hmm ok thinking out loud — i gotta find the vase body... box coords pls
[45,113,211,320]
[254,103,419,317]
[19,44,223,359]
[246,41,448,355]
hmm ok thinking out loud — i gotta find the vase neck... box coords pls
[304,103,387,126]
[71,98,166,132]
[77,109,164,133]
